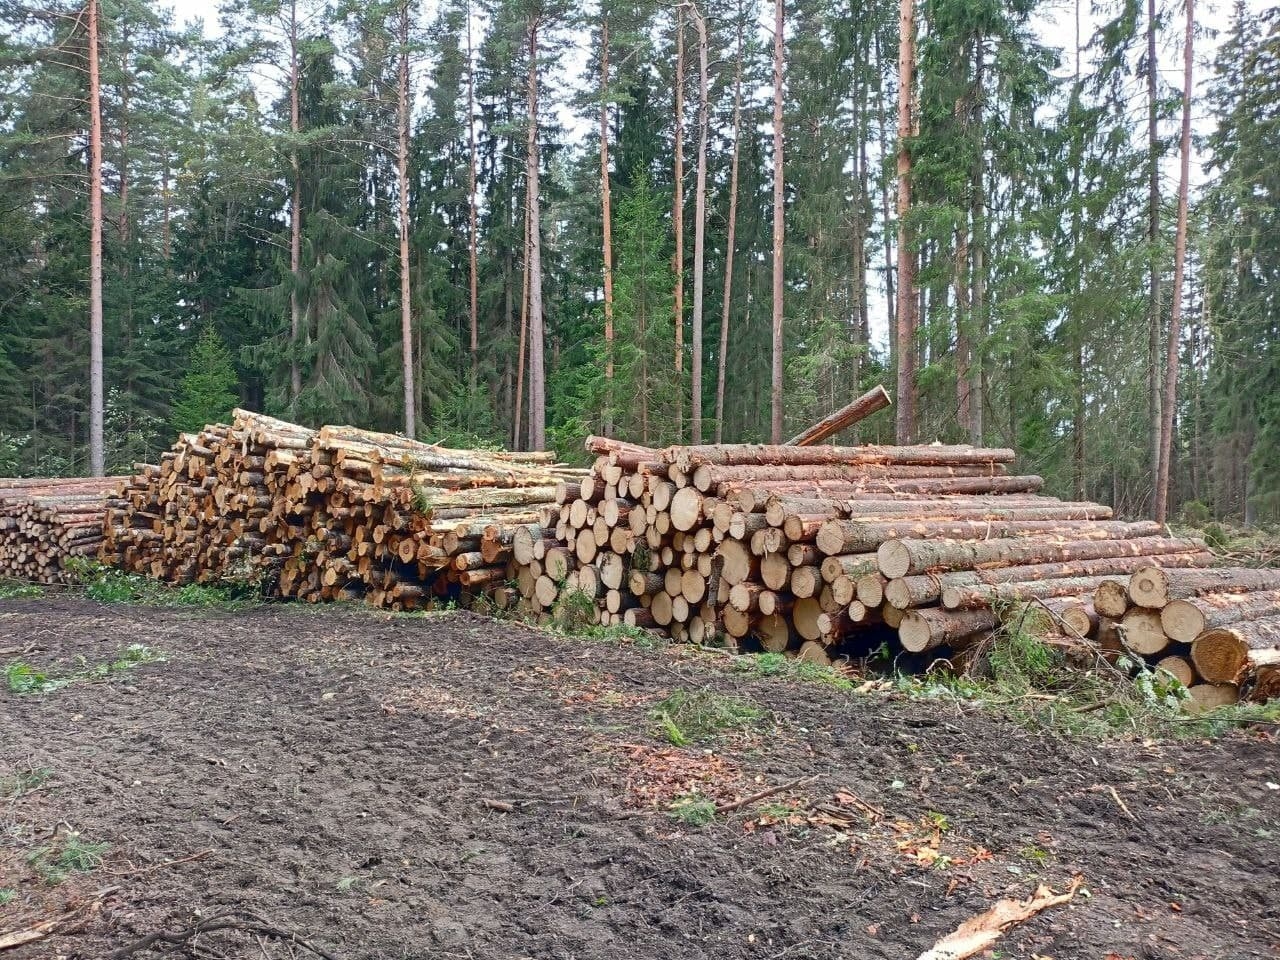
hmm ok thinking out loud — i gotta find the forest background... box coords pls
[0,0,1276,523]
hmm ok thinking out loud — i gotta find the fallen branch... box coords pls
[106,911,339,960]
[715,776,816,814]
[0,918,59,951]
[916,877,1084,960]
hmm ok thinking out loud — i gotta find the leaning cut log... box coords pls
[1190,616,1280,684]
[785,385,892,446]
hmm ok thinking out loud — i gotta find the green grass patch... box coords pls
[891,608,1280,739]
[64,558,260,607]
[0,766,51,798]
[26,833,109,885]
[735,652,855,691]
[0,889,14,906]
[651,688,767,744]
[0,580,43,600]
[5,643,164,696]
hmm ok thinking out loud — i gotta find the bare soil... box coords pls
[1,597,1277,959]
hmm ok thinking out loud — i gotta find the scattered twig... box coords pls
[107,911,339,960]
[479,798,514,813]
[715,776,816,815]
[1090,783,1136,821]
[107,847,215,878]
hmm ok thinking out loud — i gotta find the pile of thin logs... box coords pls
[101,410,584,609]
[1083,565,1280,708]
[508,433,1276,709]
[0,477,127,583]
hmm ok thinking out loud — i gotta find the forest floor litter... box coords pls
[2,598,1277,958]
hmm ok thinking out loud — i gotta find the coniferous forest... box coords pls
[0,0,1277,523]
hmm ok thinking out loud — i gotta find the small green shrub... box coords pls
[27,833,109,885]
[650,689,766,744]
[0,581,43,600]
[669,794,717,826]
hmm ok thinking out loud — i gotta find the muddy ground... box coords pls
[0,597,1277,959]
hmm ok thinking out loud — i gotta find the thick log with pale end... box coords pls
[1128,565,1280,609]
[1162,588,1280,644]
[1190,616,1280,684]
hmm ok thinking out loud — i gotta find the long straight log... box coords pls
[785,385,893,445]
[883,552,1213,610]
[942,576,1128,610]
[878,535,1205,580]
[717,475,1045,499]
[817,518,1162,557]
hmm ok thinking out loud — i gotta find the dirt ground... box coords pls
[1,597,1277,960]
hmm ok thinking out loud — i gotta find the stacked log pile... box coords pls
[0,477,127,583]
[1084,565,1280,708]
[512,437,1274,706]
[101,410,583,610]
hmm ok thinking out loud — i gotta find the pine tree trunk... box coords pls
[88,0,104,476]
[1071,0,1085,502]
[525,15,546,451]
[466,4,480,406]
[673,7,685,442]
[289,0,303,409]
[769,0,785,444]
[397,0,415,439]
[1146,0,1162,515]
[874,33,895,372]
[600,14,615,437]
[968,40,985,446]
[514,182,530,450]
[1156,0,1193,524]
[714,5,744,446]
[894,0,917,444]
[689,1,709,445]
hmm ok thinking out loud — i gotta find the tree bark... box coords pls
[88,0,104,476]
[599,14,615,436]
[894,0,917,444]
[1146,0,1162,513]
[714,4,744,445]
[769,0,785,443]
[1155,0,1193,523]
[467,3,480,405]
[396,0,415,438]
[289,0,303,409]
[673,6,685,441]
[513,188,530,450]
[525,14,546,450]
[688,1,709,445]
